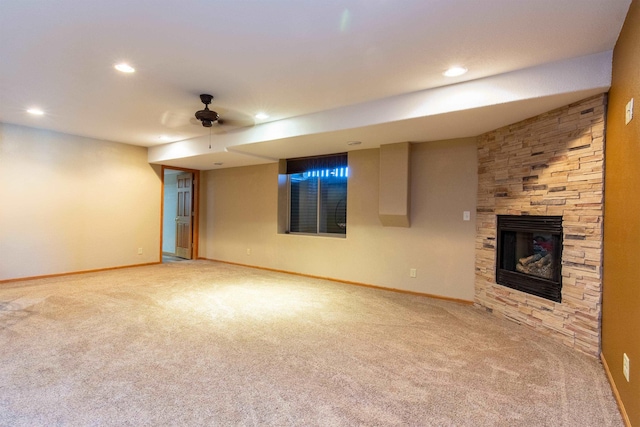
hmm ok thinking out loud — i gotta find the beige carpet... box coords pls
[0,260,622,426]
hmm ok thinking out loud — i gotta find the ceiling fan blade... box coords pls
[160,110,194,128]
[212,108,255,134]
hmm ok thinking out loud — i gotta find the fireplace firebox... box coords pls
[496,215,563,302]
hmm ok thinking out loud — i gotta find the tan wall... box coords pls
[0,123,161,281]
[200,138,478,301]
[602,0,640,424]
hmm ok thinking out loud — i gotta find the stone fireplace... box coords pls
[475,94,605,356]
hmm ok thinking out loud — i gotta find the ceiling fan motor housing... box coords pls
[195,94,219,127]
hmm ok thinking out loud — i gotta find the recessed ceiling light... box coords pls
[255,113,269,120]
[27,108,44,115]
[114,63,135,73]
[347,141,362,146]
[443,66,468,77]
[159,135,171,141]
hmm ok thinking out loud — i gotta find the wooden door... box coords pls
[175,173,193,259]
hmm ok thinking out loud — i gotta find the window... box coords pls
[286,154,348,236]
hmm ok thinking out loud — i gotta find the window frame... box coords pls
[285,160,348,238]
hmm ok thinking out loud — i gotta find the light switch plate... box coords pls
[463,211,471,221]
[625,98,634,125]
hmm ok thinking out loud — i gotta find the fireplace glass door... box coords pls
[496,215,563,302]
[501,231,557,280]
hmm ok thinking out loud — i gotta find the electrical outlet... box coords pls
[463,211,471,221]
[246,248,251,255]
[623,353,630,382]
[409,268,417,278]
[625,98,634,125]
[137,247,143,255]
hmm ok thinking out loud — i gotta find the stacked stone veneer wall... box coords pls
[475,94,605,356]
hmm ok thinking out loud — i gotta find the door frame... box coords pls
[161,165,200,261]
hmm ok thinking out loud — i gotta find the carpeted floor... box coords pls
[0,260,622,426]
[162,254,187,263]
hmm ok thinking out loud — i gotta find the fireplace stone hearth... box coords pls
[474,94,605,356]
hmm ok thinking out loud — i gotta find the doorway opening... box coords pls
[161,166,199,262]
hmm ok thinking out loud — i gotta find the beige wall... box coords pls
[200,138,478,301]
[602,0,640,424]
[0,123,161,281]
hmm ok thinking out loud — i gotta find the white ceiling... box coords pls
[0,0,631,170]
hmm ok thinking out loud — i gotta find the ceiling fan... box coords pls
[160,94,254,134]
[194,94,221,127]
[190,93,255,133]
